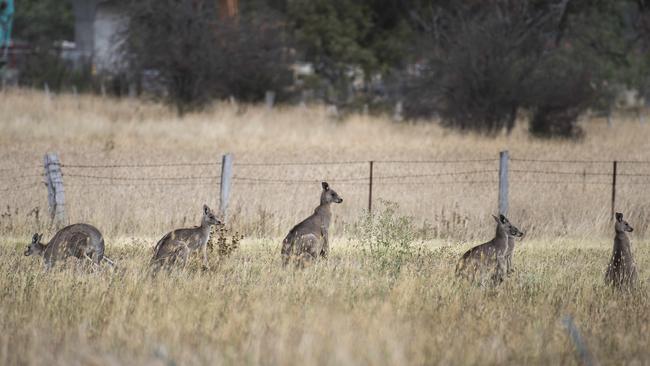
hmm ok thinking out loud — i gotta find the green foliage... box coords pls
[17,48,93,91]
[123,0,293,114]
[288,1,374,73]
[356,200,417,272]
[11,0,73,43]
[286,0,414,104]
[403,0,649,138]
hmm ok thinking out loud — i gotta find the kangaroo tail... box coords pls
[281,233,295,266]
[455,258,465,276]
[94,238,105,265]
[455,249,471,276]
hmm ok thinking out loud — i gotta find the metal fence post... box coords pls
[44,153,66,227]
[368,161,374,214]
[219,153,233,222]
[498,151,509,216]
[611,160,617,220]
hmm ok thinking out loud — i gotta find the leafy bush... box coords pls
[18,46,94,92]
[122,0,293,115]
[355,200,417,271]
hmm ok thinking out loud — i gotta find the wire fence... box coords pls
[1,153,649,238]
[3,156,650,197]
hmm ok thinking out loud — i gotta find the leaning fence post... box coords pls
[498,151,509,216]
[44,153,66,227]
[368,161,374,214]
[611,160,617,220]
[219,153,233,221]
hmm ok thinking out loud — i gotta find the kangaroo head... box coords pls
[320,181,343,205]
[24,233,45,256]
[615,212,633,233]
[202,204,222,226]
[492,214,524,238]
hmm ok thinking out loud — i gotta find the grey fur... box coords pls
[455,214,524,285]
[605,212,637,289]
[151,204,221,271]
[281,181,343,267]
[24,223,109,270]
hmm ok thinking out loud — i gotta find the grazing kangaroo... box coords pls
[281,181,343,267]
[605,212,637,289]
[455,214,524,285]
[24,223,113,269]
[151,204,221,270]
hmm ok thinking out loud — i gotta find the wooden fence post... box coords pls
[219,153,233,221]
[498,151,509,216]
[368,161,374,214]
[611,160,617,220]
[44,153,66,227]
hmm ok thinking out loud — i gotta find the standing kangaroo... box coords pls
[605,212,637,289]
[151,204,221,270]
[281,181,343,267]
[455,214,524,284]
[504,226,525,275]
[24,223,113,269]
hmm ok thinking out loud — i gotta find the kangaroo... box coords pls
[281,181,343,267]
[455,214,524,285]
[151,204,221,270]
[24,223,113,270]
[504,227,525,275]
[605,212,637,289]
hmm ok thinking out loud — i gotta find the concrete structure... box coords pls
[69,0,239,74]
[69,0,124,73]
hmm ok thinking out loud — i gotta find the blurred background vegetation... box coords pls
[2,0,649,138]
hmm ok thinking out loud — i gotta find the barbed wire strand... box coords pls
[0,183,42,192]
[235,161,366,166]
[511,169,610,176]
[62,162,221,168]
[0,174,44,181]
[232,176,368,183]
[512,158,606,164]
[374,170,497,179]
[63,173,219,181]
[375,159,496,164]
[65,182,219,187]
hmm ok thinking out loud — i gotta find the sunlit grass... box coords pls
[1,236,648,365]
[1,89,649,365]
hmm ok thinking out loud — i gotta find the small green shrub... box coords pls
[356,200,417,272]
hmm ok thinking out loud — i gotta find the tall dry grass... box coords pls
[1,89,649,365]
[1,89,649,241]
[1,237,649,365]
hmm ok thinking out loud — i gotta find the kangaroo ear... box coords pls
[615,212,623,222]
[499,214,507,223]
[32,233,39,242]
[203,204,210,214]
[492,215,500,224]
[322,181,329,191]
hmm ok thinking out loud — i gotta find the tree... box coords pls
[122,0,293,114]
[402,0,649,138]
[11,0,73,43]
[286,0,414,105]
[404,1,555,134]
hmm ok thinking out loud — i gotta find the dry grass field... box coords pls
[1,89,649,365]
